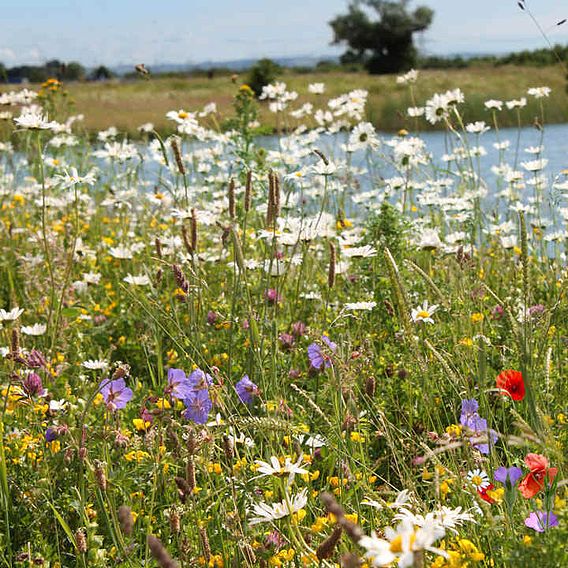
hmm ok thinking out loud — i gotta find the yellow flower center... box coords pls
[471,475,482,486]
[417,310,430,319]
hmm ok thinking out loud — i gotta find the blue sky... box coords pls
[0,0,566,66]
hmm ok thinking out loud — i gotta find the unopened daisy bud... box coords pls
[148,535,179,568]
[228,177,236,219]
[365,376,376,397]
[171,138,185,176]
[244,170,253,211]
[75,529,87,554]
[199,526,211,562]
[94,461,107,491]
[169,508,181,534]
[328,241,336,289]
[118,505,134,536]
[316,525,343,560]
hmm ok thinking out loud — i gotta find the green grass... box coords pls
[3,65,567,137]
[0,73,567,567]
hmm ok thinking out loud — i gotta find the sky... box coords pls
[0,0,566,67]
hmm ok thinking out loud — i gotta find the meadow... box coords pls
[0,70,567,567]
[2,64,567,136]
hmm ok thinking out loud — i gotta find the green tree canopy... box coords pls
[330,0,434,74]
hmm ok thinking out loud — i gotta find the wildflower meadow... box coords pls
[0,70,567,567]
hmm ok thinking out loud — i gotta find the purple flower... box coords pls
[308,335,337,370]
[45,427,58,442]
[279,333,295,350]
[265,288,282,304]
[291,321,307,337]
[99,378,133,411]
[494,466,523,486]
[166,368,194,400]
[183,389,212,424]
[26,349,47,369]
[235,375,259,404]
[207,310,218,325]
[459,399,479,427]
[188,368,214,390]
[23,372,43,397]
[459,398,497,454]
[524,511,559,532]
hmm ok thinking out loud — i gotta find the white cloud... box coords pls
[0,48,16,62]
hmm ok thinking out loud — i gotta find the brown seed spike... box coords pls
[228,177,236,219]
[147,535,179,568]
[118,505,134,536]
[316,525,343,560]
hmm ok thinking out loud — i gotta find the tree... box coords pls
[247,58,282,97]
[330,0,433,74]
[90,65,114,81]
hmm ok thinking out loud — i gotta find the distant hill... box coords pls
[110,55,340,76]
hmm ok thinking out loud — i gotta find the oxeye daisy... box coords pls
[411,301,439,324]
[467,469,490,491]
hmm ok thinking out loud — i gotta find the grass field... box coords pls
[3,65,567,137]
[1,67,568,567]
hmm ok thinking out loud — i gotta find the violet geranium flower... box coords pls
[188,368,214,390]
[235,375,259,404]
[308,335,337,370]
[183,389,212,424]
[165,368,194,400]
[99,378,133,411]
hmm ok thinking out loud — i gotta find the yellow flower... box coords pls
[133,418,151,431]
[486,487,504,504]
[446,424,462,437]
[350,431,365,443]
[470,312,484,324]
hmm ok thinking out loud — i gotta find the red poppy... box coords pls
[496,369,525,401]
[518,453,557,499]
[478,483,495,504]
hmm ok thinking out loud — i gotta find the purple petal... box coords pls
[508,466,523,486]
[525,511,559,532]
[494,466,508,484]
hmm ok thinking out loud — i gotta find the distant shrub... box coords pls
[247,58,282,97]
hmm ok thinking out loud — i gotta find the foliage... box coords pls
[247,57,282,96]
[330,0,434,74]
